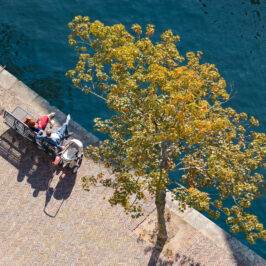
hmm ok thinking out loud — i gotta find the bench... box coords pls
[3,106,59,157]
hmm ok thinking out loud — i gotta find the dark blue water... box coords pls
[0,0,265,258]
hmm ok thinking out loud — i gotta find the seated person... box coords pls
[24,112,55,133]
[36,114,71,151]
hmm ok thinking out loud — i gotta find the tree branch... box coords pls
[89,89,107,101]
[172,166,203,172]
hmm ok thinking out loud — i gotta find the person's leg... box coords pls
[53,114,71,140]
[48,119,54,128]
[55,122,68,140]
[48,112,55,119]
[47,112,55,128]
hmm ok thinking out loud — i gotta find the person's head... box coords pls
[23,118,35,128]
[46,130,51,137]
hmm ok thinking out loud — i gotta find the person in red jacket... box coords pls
[36,114,71,151]
[24,112,55,133]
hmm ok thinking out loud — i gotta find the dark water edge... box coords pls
[0,0,265,258]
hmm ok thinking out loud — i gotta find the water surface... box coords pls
[0,0,265,258]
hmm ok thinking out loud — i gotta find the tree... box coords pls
[67,16,266,246]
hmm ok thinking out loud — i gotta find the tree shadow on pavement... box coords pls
[147,237,168,266]
[0,128,76,216]
[145,242,202,266]
[139,231,202,266]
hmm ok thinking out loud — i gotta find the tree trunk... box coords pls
[155,187,167,248]
[154,140,168,248]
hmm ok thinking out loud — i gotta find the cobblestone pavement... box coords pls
[0,82,258,266]
[0,84,153,265]
[0,120,152,265]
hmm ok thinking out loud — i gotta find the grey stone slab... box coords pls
[32,95,51,110]
[10,81,39,103]
[0,67,18,90]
